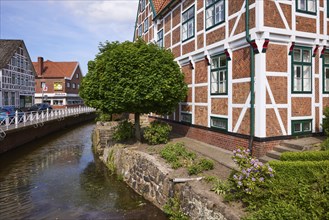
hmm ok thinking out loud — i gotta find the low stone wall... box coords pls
[93,124,240,220]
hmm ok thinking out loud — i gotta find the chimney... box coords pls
[38,57,44,75]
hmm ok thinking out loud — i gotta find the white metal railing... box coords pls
[0,106,95,131]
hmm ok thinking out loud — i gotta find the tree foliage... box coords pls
[80,39,187,116]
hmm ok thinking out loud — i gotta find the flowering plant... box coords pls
[230,147,274,196]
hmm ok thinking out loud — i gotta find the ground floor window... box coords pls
[11,92,15,106]
[210,116,227,131]
[181,112,192,123]
[53,100,64,106]
[4,92,9,105]
[291,119,312,135]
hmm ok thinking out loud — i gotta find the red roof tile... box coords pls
[32,60,78,79]
[153,0,172,14]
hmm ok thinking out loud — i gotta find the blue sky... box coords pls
[0,0,139,75]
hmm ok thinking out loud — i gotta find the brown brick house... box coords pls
[134,0,329,157]
[32,57,83,108]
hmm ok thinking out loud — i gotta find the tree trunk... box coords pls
[134,112,141,142]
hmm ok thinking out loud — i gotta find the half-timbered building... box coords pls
[0,40,36,108]
[134,0,328,157]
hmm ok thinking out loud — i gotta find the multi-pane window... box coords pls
[144,18,149,33]
[4,92,8,105]
[205,0,225,29]
[140,0,146,12]
[292,120,312,135]
[210,117,227,131]
[296,0,316,14]
[138,25,142,37]
[292,47,312,93]
[181,113,192,123]
[72,83,76,89]
[323,51,329,93]
[41,82,46,89]
[76,73,79,78]
[157,30,163,47]
[182,6,195,41]
[11,92,15,106]
[67,82,71,88]
[211,54,227,94]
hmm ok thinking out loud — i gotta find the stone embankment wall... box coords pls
[93,123,239,220]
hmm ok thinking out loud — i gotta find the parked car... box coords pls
[0,106,24,122]
[28,103,53,112]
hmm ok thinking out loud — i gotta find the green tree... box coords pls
[80,39,187,140]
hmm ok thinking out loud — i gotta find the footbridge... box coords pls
[0,107,96,154]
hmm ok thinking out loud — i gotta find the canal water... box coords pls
[0,122,168,219]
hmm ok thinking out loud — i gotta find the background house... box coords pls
[32,57,83,108]
[0,39,36,108]
[134,0,329,157]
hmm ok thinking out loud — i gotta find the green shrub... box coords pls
[280,150,329,161]
[229,147,275,200]
[143,121,172,145]
[160,142,195,169]
[96,111,112,122]
[320,138,329,151]
[269,160,329,180]
[249,160,329,219]
[112,120,133,142]
[323,107,329,137]
[187,158,214,175]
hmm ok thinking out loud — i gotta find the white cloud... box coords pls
[62,1,138,25]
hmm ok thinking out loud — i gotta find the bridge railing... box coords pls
[0,106,95,131]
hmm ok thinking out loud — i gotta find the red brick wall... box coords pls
[296,16,316,33]
[172,7,180,27]
[292,98,312,116]
[229,0,244,16]
[264,0,286,29]
[197,34,204,49]
[182,65,192,84]
[211,98,228,115]
[233,82,250,103]
[182,40,195,55]
[206,26,225,46]
[150,117,277,158]
[165,15,171,33]
[266,109,282,136]
[232,47,250,79]
[172,27,181,45]
[267,76,287,104]
[195,106,208,126]
[195,86,207,103]
[194,60,208,84]
[266,44,287,72]
[165,33,171,48]
[197,11,204,32]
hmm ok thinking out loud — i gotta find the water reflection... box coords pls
[0,123,167,219]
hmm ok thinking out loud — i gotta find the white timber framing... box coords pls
[133,0,329,137]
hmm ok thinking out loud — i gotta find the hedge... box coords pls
[245,160,329,220]
[269,160,329,181]
[280,150,329,161]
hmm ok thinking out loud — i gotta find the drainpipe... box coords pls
[245,0,255,153]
